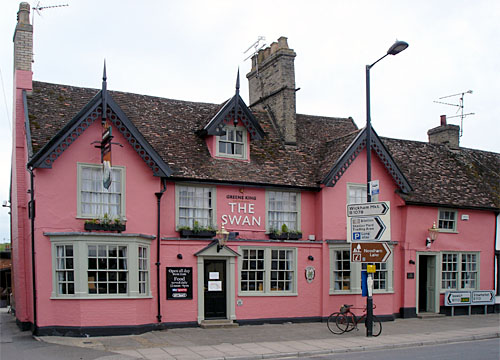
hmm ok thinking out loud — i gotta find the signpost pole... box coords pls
[365,63,373,337]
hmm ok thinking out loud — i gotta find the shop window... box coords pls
[77,163,125,219]
[438,209,457,232]
[267,191,300,232]
[239,247,297,296]
[176,185,216,229]
[441,252,479,291]
[50,235,151,299]
[216,126,247,159]
[329,245,393,294]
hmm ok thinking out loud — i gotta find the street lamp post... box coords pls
[365,40,408,337]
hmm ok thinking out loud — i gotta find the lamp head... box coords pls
[387,40,409,55]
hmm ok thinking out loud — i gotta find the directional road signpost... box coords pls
[351,242,391,263]
[347,201,391,242]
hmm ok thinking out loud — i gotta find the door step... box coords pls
[417,312,446,319]
[200,319,239,329]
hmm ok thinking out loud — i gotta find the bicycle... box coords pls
[327,304,382,336]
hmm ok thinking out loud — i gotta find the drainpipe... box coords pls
[27,166,37,335]
[155,178,167,323]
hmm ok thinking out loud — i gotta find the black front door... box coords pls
[204,259,226,319]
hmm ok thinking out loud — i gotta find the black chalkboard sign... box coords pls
[166,267,193,300]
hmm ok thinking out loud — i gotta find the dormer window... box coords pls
[216,126,248,159]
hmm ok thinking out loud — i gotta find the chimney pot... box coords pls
[440,115,447,126]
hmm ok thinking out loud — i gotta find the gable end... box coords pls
[322,128,412,194]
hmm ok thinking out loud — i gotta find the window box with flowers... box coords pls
[268,224,302,240]
[84,214,126,233]
[178,221,216,239]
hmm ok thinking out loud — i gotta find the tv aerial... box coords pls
[433,90,474,137]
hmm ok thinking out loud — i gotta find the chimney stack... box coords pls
[13,2,33,72]
[428,115,460,148]
[247,36,297,145]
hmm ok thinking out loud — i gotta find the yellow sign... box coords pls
[366,264,376,273]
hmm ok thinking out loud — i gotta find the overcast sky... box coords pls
[0,0,499,243]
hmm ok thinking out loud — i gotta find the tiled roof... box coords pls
[27,82,357,188]
[384,138,500,209]
[26,81,500,210]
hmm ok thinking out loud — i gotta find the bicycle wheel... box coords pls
[336,313,355,333]
[361,314,382,337]
[327,312,345,334]
[372,315,382,337]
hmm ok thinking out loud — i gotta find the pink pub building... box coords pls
[10,3,499,336]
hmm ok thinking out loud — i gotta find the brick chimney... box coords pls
[427,115,460,148]
[13,2,33,72]
[247,37,297,145]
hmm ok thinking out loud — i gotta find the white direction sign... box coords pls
[347,202,389,217]
[347,201,391,242]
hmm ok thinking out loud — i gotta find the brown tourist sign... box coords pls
[350,242,391,263]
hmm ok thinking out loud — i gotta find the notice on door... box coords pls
[167,267,193,300]
[208,281,222,291]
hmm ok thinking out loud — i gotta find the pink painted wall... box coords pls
[33,119,161,327]
[12,69,33,324]
[317,149,408,316]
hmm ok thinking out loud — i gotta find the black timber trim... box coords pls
[35,321,199,337]
[26,90,172,177]
[399,307,417,318]
[23,90,33,159]
[322,127,412,194]
[106,96,173,177]
[28,91,102,168]
[203,94,264,140]
[167,176,321,192]
[403,200,500,212]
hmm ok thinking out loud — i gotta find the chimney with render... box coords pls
[14,2,33,72]
[427,115,460,148]
[247,37,297,145]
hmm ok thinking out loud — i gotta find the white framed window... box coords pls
[347,183,367,205]
[441,253,458,289]
[176,185,216,229]
[362,262,389,290]
[333,249,351,291]
[329,245,393,294]
[87,244,128,295]
[77,163,126,219]
[138,246,149,295]
[440,252,479,291]
[216,126,247,159]
[49,234,152,299]
[239,247,297,296]
[266,190,301,232]
[55,245,75,295]
[438,209,457,232]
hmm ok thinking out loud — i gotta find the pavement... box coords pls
[2,308,499,360]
